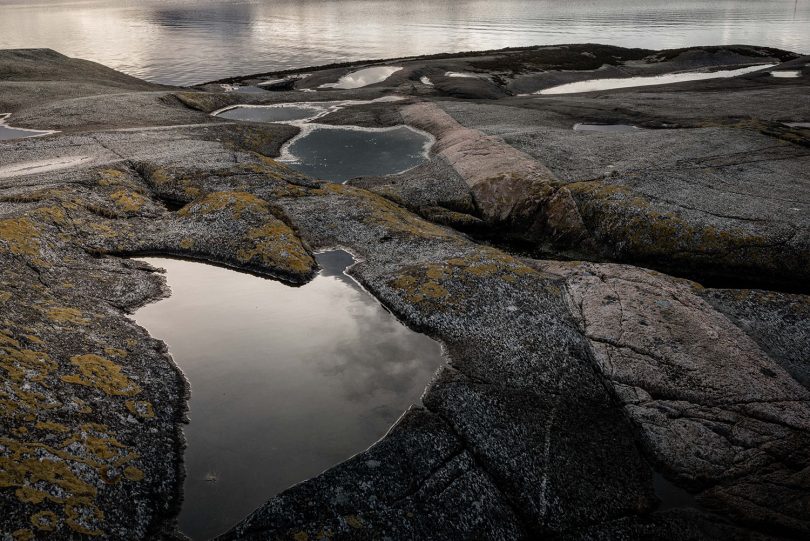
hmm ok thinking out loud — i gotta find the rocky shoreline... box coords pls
[0,44,808,540]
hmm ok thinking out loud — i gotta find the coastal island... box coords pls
[1,44,808,540]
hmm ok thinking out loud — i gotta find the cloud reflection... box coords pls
[133,251,442,539]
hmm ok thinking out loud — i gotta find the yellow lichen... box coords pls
[0,217,41,259]
[179,191,268,219]
[110,189,147,213]
[32,205,66,225]
[236,220,315,276]
[64,497,104,536]
[61,354,141,396]
[98,169,126,187]
[16,486,48,504]
[179,237,194,250]
[12,528,35,541]
[30,511,58,531]
[46,307,89,325]
[35,421,70,433]
[0,291,11,303]
[125,400,155,419]
[123,466,144,482]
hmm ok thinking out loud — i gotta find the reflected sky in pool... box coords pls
[133,251,443,540]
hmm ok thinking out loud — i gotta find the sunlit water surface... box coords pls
[133,251,443,540]
[1,0,808,85]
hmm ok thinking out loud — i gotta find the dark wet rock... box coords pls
[430,73,508,100]
[172,90,243,114]
[700,288,810,390]
[221,406,525,541]
[316,102,405,128]
[258,78,297,91]
[556,508,785,541]
[536,260,810,536]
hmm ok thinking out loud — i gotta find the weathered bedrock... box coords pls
[1,44,809,540]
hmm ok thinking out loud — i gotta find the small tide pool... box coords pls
[0,114,55,141]
[216,104,324,123]
[537,64,776,94]
[133,251,443,540]
[770,70,801,78]
[281,125,432,182]
[573,123,639,132]
[319,66,403,89]
[213,97,430,182]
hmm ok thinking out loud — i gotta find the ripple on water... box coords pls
[133,251,443,540]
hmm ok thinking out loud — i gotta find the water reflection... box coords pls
[1,0,808,85]
[133,251,442,540]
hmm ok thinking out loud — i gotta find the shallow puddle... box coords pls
[573,123,639,132]
[444,71,487,79]
[319,66,402,89]
[133,251,442,540]
[281,125,432,182]
[0,114,55,140]
[787,122,810,128]
[537,64,776,94]
[420,76,434,86]
[216,104,324,123]
[770,70,801,78]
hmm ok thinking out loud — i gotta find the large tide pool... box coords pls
[133,251,443,540]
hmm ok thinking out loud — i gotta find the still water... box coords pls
[282,125,432,182]
[1,0,808,85]
[133,251,443,539]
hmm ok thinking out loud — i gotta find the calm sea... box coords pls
[1,0,808,86]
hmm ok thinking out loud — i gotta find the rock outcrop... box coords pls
[1,45,808,540]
